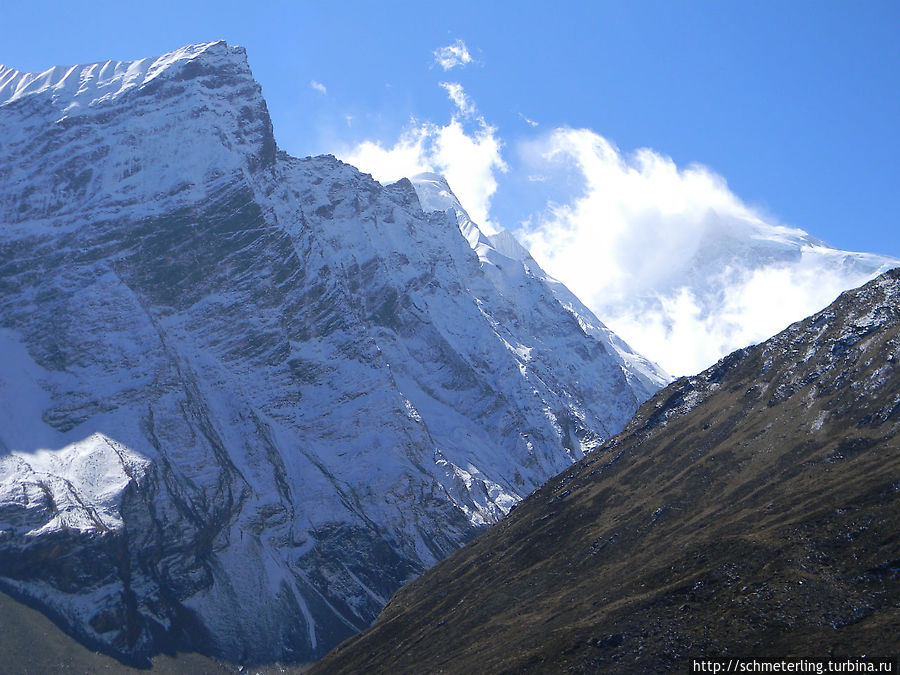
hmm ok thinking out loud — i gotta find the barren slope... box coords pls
[314,269,900,673]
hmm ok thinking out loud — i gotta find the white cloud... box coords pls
[439,82,476,117]
[518,112,539,127]
[516,128,896,376]
[342,125,432,186]
[433,39,474,71]
[430,119,506,230]
[339,83,506,231]
[333,82,895,376]
[310,80,327,95]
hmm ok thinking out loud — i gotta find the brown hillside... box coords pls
[313,269,900,673]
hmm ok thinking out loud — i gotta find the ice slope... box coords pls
[0,41,662,663]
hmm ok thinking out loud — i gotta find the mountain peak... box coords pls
[0,40,247,109]
[412,171,449,185]
[407,174,671,399]
[410,172,465,216]
[0,40,275,228]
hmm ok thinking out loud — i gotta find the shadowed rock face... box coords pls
[0,42,662,664]
[313,269,900,674]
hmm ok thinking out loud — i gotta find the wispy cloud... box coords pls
[342,125,432,188]
[339,80,506,231]
[342,116,506,232]
[439,82,476,117]
[310,80,327,95]
[327,50,896,377]
[515,128,896,375]
[433,39,474,71]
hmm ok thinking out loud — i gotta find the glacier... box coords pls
[0,41,667,663]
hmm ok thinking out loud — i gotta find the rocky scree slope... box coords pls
[314,268,900,674]
[0,41,663,664]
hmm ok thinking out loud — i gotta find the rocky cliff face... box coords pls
[314,268,900,673]
[0,42,664,663]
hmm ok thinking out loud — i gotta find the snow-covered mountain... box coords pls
[410,172,667,402]
[0,41,665,663]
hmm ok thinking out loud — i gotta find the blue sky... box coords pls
[3,1,898,374]
[3,1,897,256]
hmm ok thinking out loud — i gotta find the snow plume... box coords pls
[433,39,474,70]
[517,128,898,376]
[341,83,506,231]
